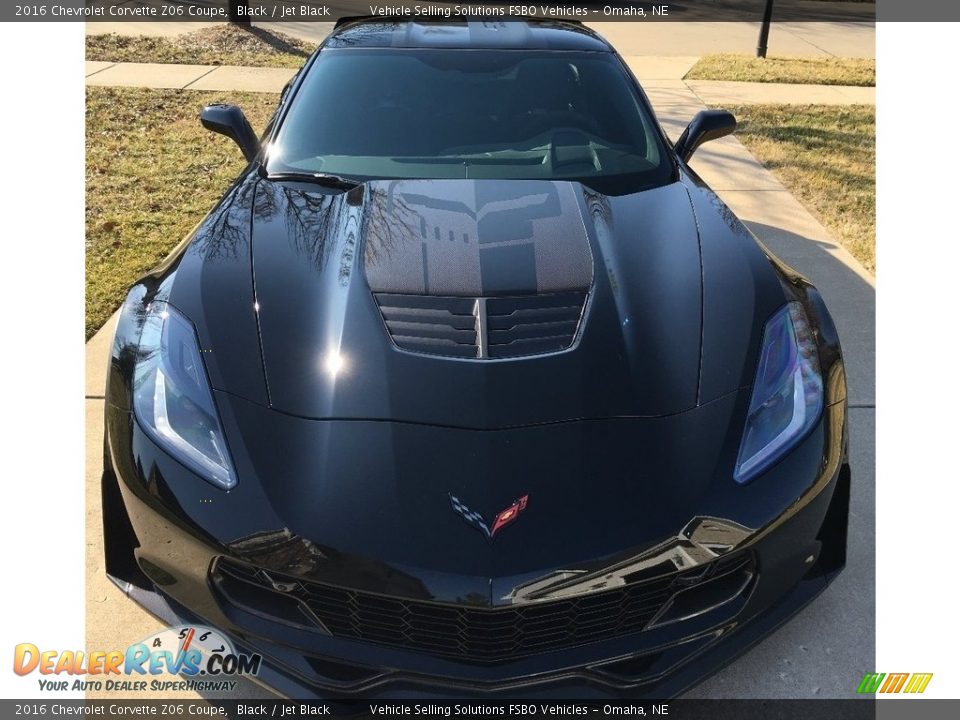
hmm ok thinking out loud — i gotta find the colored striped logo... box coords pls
[857,672,933,694]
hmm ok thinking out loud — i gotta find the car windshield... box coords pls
[267,48,674,194]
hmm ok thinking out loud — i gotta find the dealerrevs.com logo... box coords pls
[13,625,261,693]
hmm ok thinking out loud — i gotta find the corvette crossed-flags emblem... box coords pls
[448,494,529,542]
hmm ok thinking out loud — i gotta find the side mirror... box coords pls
[200,104,260,162]
[674,110,736,162]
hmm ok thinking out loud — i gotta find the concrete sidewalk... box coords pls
[85,60,294,92]
[684,78,875,105]
[85,60,875,699]
[85,58,876,106]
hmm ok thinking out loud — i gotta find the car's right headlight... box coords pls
[132,302,237,490]
[734,301,824,484]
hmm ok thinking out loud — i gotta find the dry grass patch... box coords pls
[86,25,314,69]
[728,104,875,273]
[687,54,875,86]
[86,87,278,338]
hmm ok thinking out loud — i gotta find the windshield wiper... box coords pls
[265,171,361,190]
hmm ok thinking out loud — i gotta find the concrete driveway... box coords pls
[84,40,875,702]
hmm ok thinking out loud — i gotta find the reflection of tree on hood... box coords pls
[189,174,258,262]
[189,175,368,286]
[362,180,424,269]
[255,180,365,285]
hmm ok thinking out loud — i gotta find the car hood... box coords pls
[152,170,798,587]
[250,177,706,428]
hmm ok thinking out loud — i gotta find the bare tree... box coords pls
[228,0,251,26]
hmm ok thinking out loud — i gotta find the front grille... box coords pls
[213,553,753,664]
[374,291,587,360]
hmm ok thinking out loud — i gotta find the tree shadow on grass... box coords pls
[241,25,313,59]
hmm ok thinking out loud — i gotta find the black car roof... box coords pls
[325,18,613,52]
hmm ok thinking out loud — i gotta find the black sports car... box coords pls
[102,18,849,698]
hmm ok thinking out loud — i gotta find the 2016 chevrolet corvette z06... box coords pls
[102,18,850,698]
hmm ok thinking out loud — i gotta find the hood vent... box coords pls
[374,291,588,360]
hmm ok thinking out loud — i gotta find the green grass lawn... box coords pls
[727,104,875,273]
[86,87,278,339]
[86,25,314,69]
[687,54,875,86]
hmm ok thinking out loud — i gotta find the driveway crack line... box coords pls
[182,66,219,90]
[85,62,117,79]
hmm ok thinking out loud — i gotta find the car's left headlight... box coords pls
[132,302,237,490]
[734,301,823,484]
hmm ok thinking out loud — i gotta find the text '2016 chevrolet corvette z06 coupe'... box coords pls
[102,17,850,698]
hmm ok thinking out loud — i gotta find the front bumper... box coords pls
[102,397,848,698]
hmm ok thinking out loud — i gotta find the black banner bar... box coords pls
[0,1,888,24]
[0,699,899,720]
[0,699,953,719]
